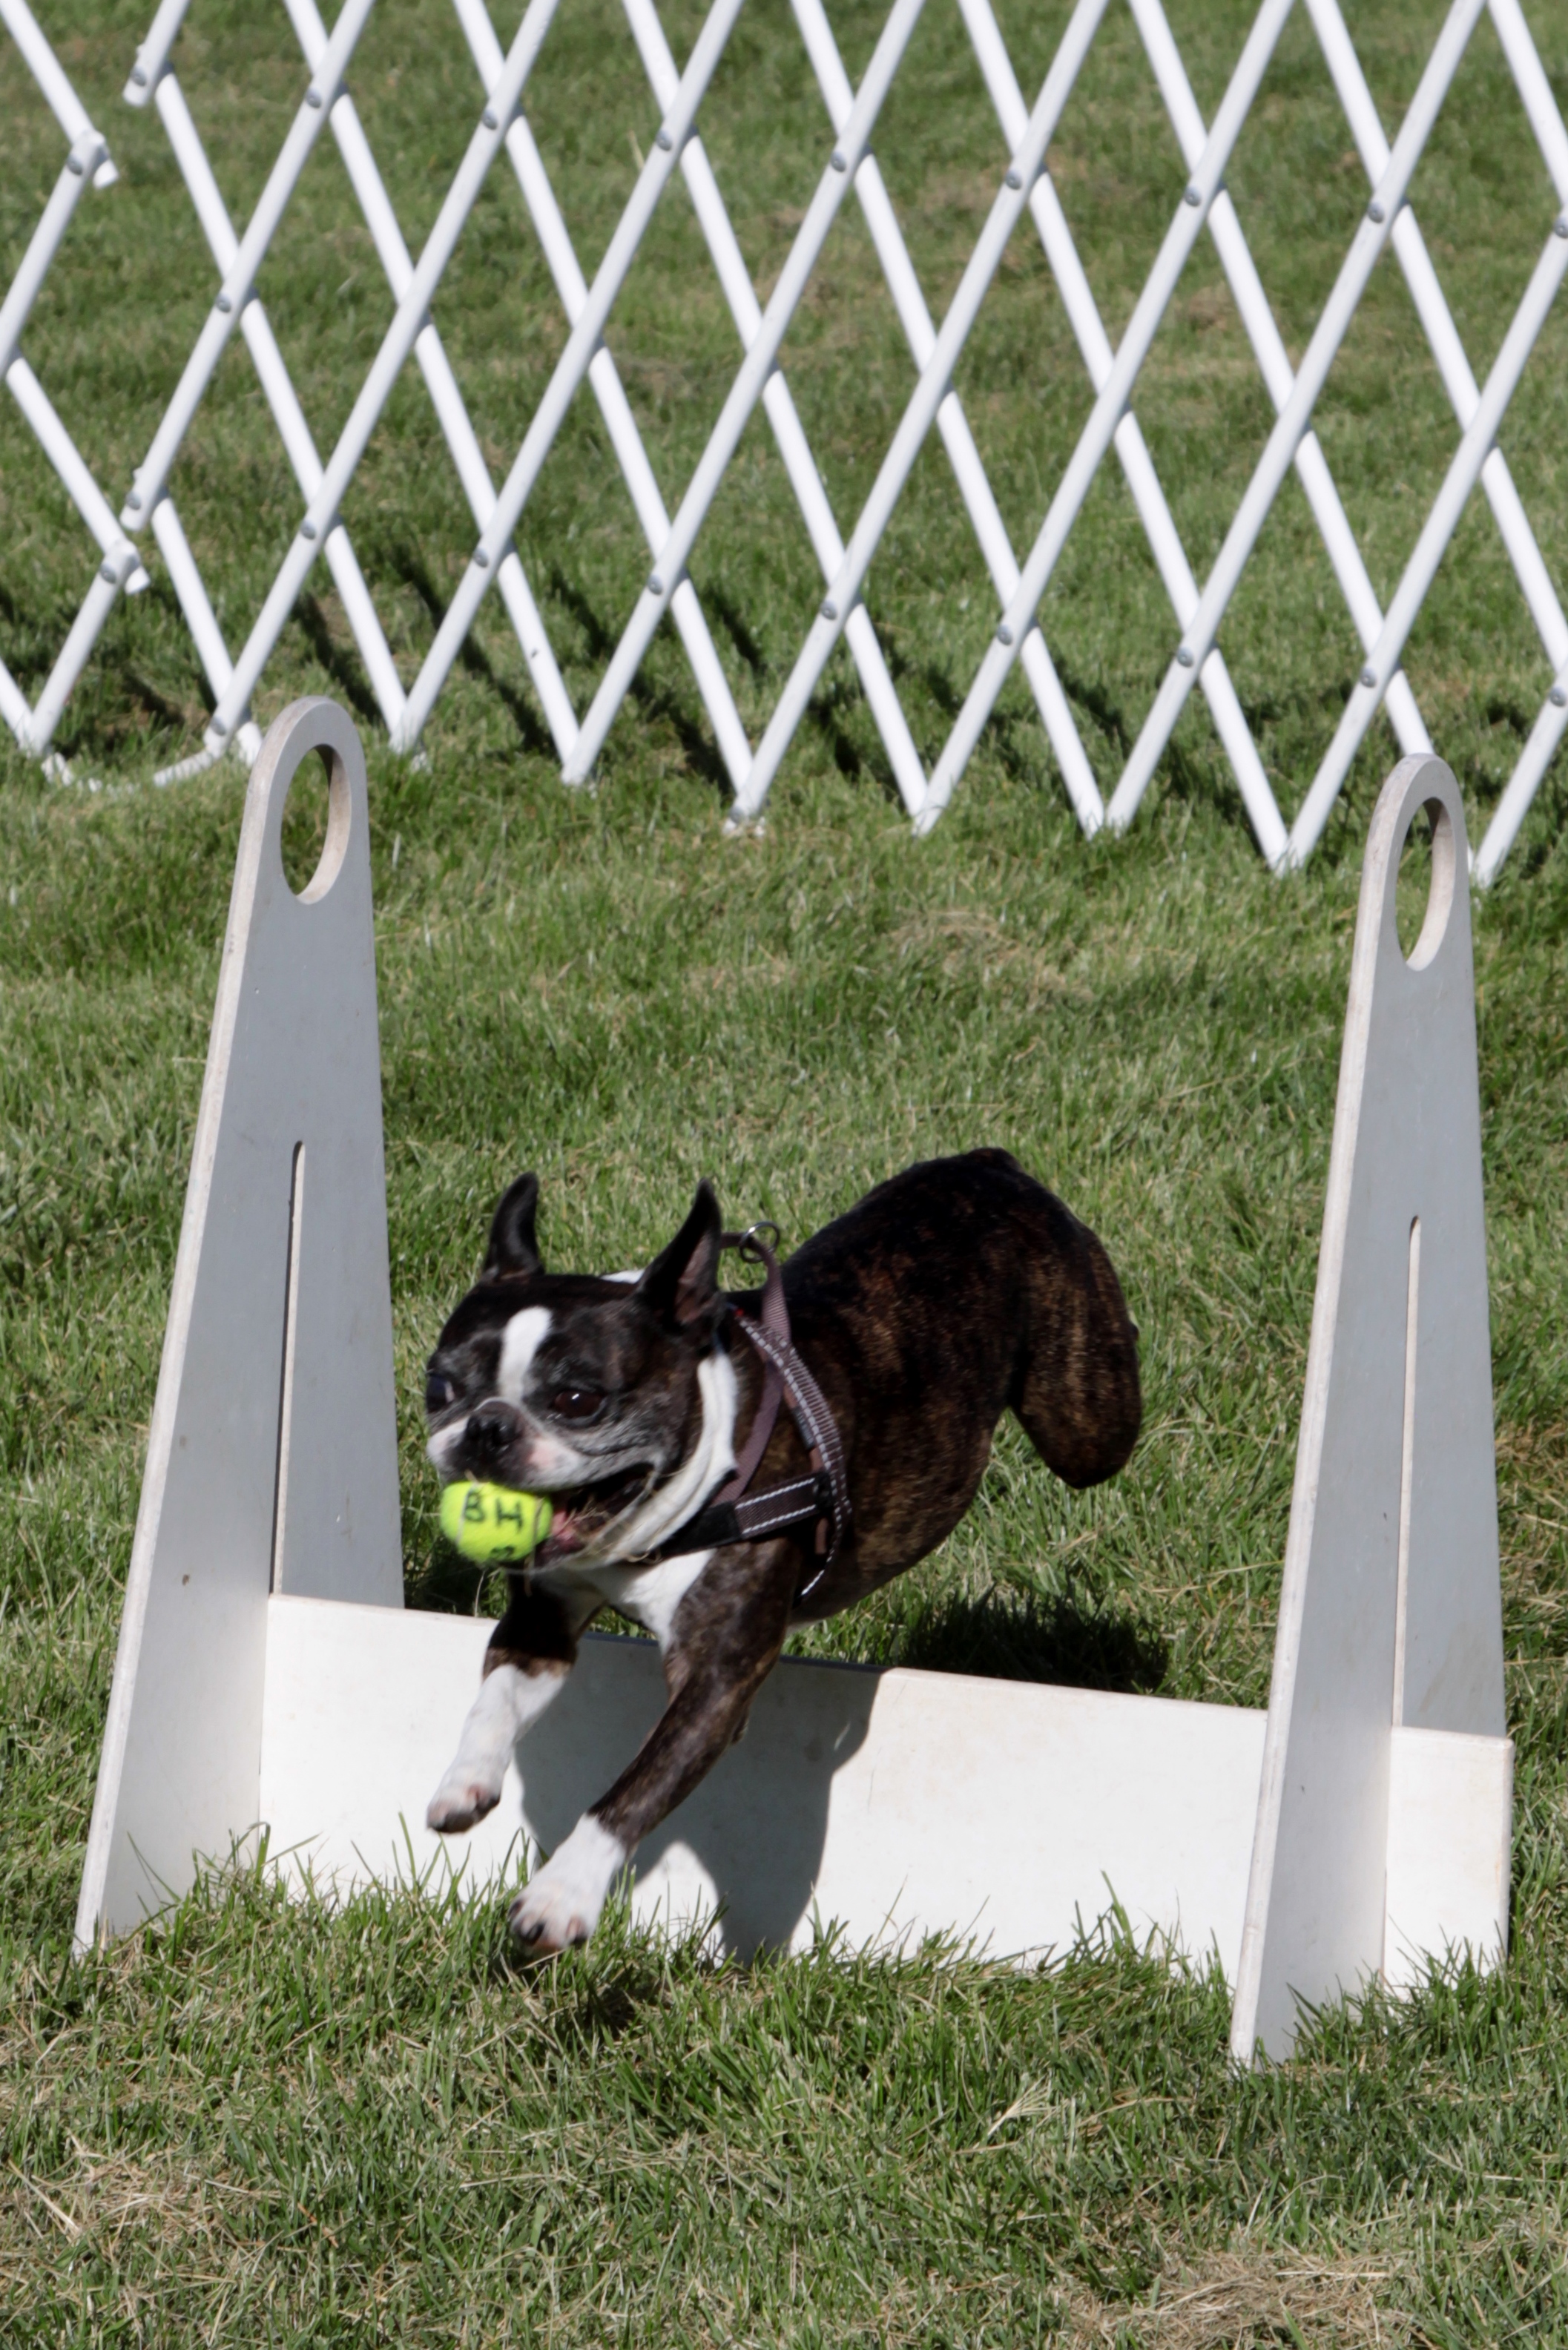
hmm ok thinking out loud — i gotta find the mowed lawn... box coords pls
[4,0,1568,2341]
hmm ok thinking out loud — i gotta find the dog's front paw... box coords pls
[508,1814,626,1955]
[426,1772,503,1834]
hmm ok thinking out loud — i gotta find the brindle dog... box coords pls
[423,1150,1140,1953]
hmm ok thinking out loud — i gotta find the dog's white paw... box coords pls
[426,1662,570,1835]
[508,1814,626,1954]
[426,1771,504,1834]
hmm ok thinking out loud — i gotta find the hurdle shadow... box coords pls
[890,1582,1170,1694]
[513,1584,1166,1958]
[516,1633,879,1957]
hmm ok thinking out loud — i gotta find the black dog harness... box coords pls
[651,1225,851,1602]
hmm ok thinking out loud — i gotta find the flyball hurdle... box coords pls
[75,699,1512,2061]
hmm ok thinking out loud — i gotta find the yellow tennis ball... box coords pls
[439,1481,554,1564]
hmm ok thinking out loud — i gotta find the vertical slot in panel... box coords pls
[1392,1214,1420,1728]
[270,1140,306,1593]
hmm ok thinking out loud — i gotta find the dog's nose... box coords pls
[466,1399,521,1457]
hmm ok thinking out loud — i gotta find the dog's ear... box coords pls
[637,1180,722,1332]
[484,1173,543,1279]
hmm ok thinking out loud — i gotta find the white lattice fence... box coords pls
[3,0,1567,876]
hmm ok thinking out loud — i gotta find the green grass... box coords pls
[4,1,1568,2341]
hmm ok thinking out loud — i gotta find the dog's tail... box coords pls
[1008,1186,1142,1490]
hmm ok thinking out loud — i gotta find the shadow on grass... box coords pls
[395,550,556,760]
[297,593,383,731]
[547,567,732,796]
[893,1581,1170,1695]
[409,1544,1171,1698]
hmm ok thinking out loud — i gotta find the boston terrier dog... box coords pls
[423,1149,1141,1955]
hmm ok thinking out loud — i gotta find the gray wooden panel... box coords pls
[1231,755,1505,2061]
[74,698,401,1948]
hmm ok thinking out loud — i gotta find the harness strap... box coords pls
[730,1310,851,1564]
[673,1470,833,1556]
[650,1222,851,1593]
[708,1228,786,1508]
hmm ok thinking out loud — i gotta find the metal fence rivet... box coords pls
[1005,168,1022,191]
[1184,182,1202,206]
[1551,685,1567,707]
[482,107,498,131]
[821,599,837,621]
[1176,645,1195,668]
[1360,666,1377,688]
[300,519,317,540]
[216,293,232,313]
[306,87,323,109]
[656,128,673,151]
[648,573,662,595]
[99,561,116,583]
[67,154,85,176]
[1555,215,1568,239]
[997,622,1012,645]
[1368,200,1385,223]
[474,547,489,567]
[130,65,148,88]
[830,150,847,172]
[211,719,227,737]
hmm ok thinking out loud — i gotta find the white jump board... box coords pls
[260,1596,1507,1984]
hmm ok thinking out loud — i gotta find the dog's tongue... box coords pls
[537,1516,583,1562]
[533,1467,656,1567]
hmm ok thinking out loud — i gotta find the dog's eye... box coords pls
[550,1386,605,1424]
[425,1372,456,1415]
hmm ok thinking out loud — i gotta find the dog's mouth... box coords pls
[535,1464,656,1561]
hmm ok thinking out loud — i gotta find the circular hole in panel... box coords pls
[280,747,351,901]
[1395,796,1455,970]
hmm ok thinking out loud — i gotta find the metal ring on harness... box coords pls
[734,1220,781,1265]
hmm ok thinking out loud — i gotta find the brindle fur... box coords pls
[426,1150,1140,1949]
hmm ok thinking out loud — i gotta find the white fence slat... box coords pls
[532,0,930,790]
[202,0,570,753]
[123,0,381,534]
[381,0,750,754]
[0,134,100,377]
[151,64,409,740]
[1133,0,1432,768]
[962,0,1282,851]
[6,359,131,567]
[794,0,1101,827]
[4,0,1567,875]
[621,0,926,809]
[923,0,1300,832]
[0,5,149,755]
[0,0,116,182]
[148,496,265,781]
[1292,218,1568,863]
[1489,0,1568,205]
[729,0,1116,823]
[1313,0,1567,669]
[1104,0,1487,837]
[453,0,752,774]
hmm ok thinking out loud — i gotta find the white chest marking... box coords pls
[587,1548,714,1649]
[497,1306,553,1404]
[579,1344,739,1564]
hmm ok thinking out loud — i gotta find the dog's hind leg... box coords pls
[508,1541,796,1954]
[426,1582,599,1834]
